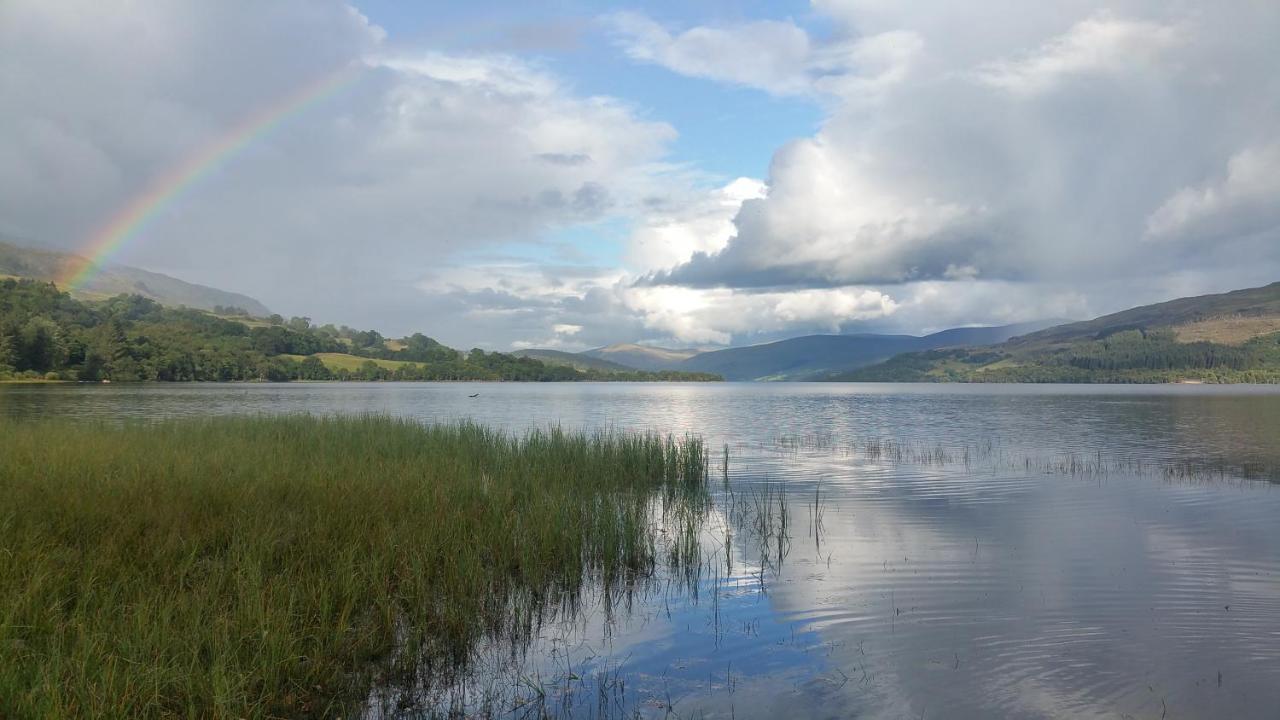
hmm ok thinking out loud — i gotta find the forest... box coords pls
[0,279,720,383]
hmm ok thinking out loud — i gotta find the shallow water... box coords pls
[6,382,1280,718]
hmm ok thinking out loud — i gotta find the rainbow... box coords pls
[62,63,361,291]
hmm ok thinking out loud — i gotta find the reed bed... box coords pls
[0,415,709,719]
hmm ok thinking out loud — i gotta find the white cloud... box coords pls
[0,0,676,341]
[626,177,766,272]
[4,0,1277,350]
[619,285,898,344]
[634,0,1280,328]
[1145,141,1280,242]
[605,12,922,101]
[606,12,813,96]
[974,12,1183,94]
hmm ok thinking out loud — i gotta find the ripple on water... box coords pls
[5,383,1280,718]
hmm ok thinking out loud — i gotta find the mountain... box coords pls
[672,321,1056,381]
[0,240,271,316]
[1005,282,1280,350]
[839,282,1280,383]
[580,343,704,372]
[511,349,639,373]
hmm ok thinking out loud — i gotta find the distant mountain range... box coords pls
[9,238,1275,384]
[509,349,638,373]
[0,240,271,316]
[523,282,1280,383]
[840,282,1280,383]
[523,321,1058,381]
[677,322,1058,380]
[579,343,704,372]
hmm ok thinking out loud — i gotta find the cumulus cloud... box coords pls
[1145,141,1280,243]
[627,177,766,272]
[0,0,676,340]
[972,12,1184,94]
[618,285,897,345]
[633,1,1280,329]
[4,0,1277,351]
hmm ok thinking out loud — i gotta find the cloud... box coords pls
[605,12,814,96]
[619,285,898,345]
[632,1,1280,328]
[4,0,1277,351]
[604,11,922,101]
[0,0,677,341]
[1145,141,1280,243]
[973,12,1183,94]
[627,177,766,272]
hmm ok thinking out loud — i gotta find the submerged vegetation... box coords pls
[0,415,710,718]
[0,279,721,382]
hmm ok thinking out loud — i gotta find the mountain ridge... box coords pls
[0,240,271,316]
[579,343,705,372]
[839,282,1280,383]
[673,321,1058,381]
[510,349,638,373]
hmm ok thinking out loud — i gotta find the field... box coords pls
[279,352,414,371]
[0,415,709,718]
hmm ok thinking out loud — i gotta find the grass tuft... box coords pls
[0,414,707,718]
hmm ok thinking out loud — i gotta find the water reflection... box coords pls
[5,382,1280,718]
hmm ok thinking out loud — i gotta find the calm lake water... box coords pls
[6,382,1280,719]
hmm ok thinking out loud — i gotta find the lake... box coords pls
[5,382,1280,718]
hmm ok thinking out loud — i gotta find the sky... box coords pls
[1,1,1277,350]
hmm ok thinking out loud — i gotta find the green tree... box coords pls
[18,317,67,372]
[298,356,332,380]
[0,331,13,374]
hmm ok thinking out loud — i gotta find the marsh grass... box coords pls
[0,415,709,719]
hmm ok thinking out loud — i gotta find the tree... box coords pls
[353,330,384,349]
[355,360,386,381]
[0,331,13,373]
[18,317,67,372]
[298,356,332,380]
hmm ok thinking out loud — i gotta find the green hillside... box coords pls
[840,282,1280,383]
[0,239,271,316]
[511,348,638,373]
[0,278,721,383]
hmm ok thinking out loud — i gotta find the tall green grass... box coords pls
[0,415,708,718]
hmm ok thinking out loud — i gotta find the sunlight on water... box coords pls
[4,382,1280,718]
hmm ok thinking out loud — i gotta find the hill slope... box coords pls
[580,343,703,371]
[0,240,271,316]
[1007,282,1280,350]
[0,278,722,383]
[840,282,1280,383]
[674,321,1055,381]
[511,349,638,373]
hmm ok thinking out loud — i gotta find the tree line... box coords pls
[0,279,721,383]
